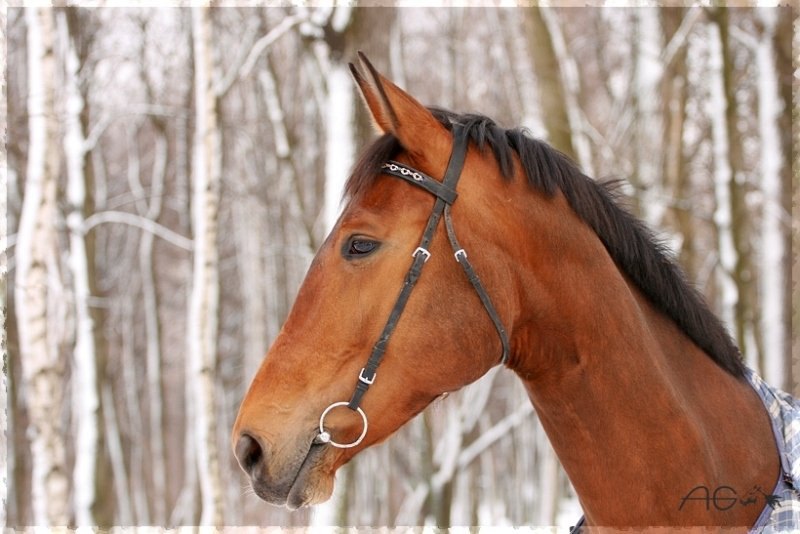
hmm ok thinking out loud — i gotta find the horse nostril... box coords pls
[235,433,264,474]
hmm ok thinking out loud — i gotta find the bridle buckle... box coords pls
[358,368,376,385]
[413,247,431,262]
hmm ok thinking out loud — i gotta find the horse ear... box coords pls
[350,52,451,165]
[349,60,395,135]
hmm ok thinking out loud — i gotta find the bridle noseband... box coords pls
[316,125,510,448]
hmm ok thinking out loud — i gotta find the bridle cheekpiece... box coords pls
[316,124,510,448]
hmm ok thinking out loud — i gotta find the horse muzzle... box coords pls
[234,430,333,510]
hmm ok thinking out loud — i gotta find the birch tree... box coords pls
[15,6,69,526]
[630,8,664,224]
[57,8,112,525]
[323,62,355,228]
[770,8,794,395]
[660,7,695,274]
[1,6,9,525]
[709,7,759,364]
[707,14,740,348]
[755,8,786,388]
[319,6,396,232]
[188,5,224,526]
[131,14,170,520]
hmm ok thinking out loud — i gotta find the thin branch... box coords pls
[456,403,534,472]
[730,25,759,51]
[83,104,190,153]
[213,17,261,98]
[397,402,535,519]
[662,7,704,68]
[232,14,306,88]
[83,112,112,153]
[82,211,193,251]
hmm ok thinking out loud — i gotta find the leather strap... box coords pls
[381,162,458,205]
[444,205,510,364]
[347,124,508,411]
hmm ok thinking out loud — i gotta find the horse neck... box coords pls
[501,192,777,526]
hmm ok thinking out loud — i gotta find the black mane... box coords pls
[345,109,745,378]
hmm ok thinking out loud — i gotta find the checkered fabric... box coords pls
[745,369,800,532]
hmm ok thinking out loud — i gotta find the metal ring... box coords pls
[317,402,368,449]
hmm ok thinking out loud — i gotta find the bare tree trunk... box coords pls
[125,20,171,520]
[707,14,740,352]
[57,8,109,525]
[188,5,224,526]
[257,52,314,251]
[136,124,169,523]
[660,7,695,275]
[174,11,198,523]
[1,247,7,530]
[16,6,69,526]
[119,295,150,524]
[231,144,268,378]
[321,6,397,233]
[101,382,132,525]
[1,7,9,526]
[771,7,795,395]
[755,8,787,388]
[630,8,664,224]
[709,8,758,365]
[323,61,355,231]
[124,95,170,522]
[522,6,576,161]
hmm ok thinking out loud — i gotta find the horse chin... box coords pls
[285,461,335,510]
[246,439,335,510]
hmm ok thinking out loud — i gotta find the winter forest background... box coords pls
[3,4,797,529]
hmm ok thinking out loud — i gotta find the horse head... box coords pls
[231,54,514,509]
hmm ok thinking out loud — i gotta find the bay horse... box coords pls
[233,53,798,528]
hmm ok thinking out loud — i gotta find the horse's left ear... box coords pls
[350,52,452,169]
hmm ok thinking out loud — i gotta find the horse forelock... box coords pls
[341,107,745,379]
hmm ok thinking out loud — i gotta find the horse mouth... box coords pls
[251,439,330,510]
[286,440,329,509]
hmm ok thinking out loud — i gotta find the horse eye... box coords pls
[345,238,380,258]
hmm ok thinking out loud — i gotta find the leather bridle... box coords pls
[316,125,510,448]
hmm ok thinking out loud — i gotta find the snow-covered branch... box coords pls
[241,15,306,76]
[82,211,193,251]
[662,7,703,67]
[83,105,189,153]
[213,17,261,98]
[457,403,534,471]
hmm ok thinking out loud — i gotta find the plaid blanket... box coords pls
[746,369,800,532]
